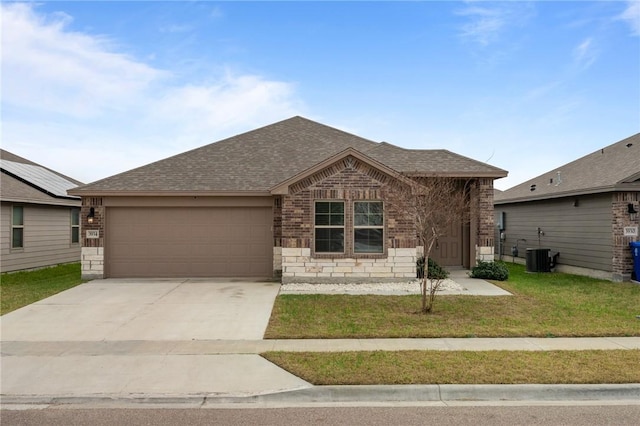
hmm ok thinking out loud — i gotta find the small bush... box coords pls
[417,257,449,280]
[470,261,509,281]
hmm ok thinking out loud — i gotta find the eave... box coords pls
[67,190,273,197]
[495,182,640,205]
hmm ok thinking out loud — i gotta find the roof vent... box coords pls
[530,184,537,192]
[626,143,633,148]
[555,171,562,186]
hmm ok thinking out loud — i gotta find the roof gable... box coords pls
[496,133,640,204]
[270,148,412,195]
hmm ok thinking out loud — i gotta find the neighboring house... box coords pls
[494,133,640,282]
[1,150,83,273]
[69,117,507,282]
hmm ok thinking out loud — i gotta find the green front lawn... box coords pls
[265,263,640,338]
[1,263,84,315]
[263,350,640,385]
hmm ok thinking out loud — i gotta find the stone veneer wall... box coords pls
[612,191,639,282]
[81,197,105,280]
[281,247,417,283]
[475,178,496,263]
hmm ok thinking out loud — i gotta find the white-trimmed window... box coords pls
[314,201,344,253]
[71,208,80,244]
[11,205,24,249]
[353,201,384,253]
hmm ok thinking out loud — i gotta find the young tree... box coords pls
[389,176,472,313]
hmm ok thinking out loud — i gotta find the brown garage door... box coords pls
[106,207,272,278]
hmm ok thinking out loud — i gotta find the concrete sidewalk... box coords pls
[2,337,639,407]
[3,336,640,356]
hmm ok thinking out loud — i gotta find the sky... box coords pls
[2,1,639,190]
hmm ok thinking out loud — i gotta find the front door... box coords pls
[431,221,462,267]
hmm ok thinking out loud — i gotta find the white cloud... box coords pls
[618,1,640,36]
[2,3,164,118]
[572,37,599,70]
[150,72,300,141]
[456,1,536,47]
[1,3,303,183]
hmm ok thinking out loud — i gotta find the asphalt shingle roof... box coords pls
[365,142,507,176]
[495,133,640,204]
[70,116,507,195]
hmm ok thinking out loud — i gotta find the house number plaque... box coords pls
[624,226,638,237]
[86,230,100,239]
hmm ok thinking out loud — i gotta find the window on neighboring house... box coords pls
[11,205,24,249]
[315,201,344,253]
[71,208,80,244]
[354,201,384,253]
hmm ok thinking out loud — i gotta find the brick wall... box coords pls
[612,191,640,281]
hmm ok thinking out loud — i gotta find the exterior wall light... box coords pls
[629,204,638,221]
[87,207,95,224]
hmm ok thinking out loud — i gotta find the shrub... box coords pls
[470,261,509,281]
[416,257,449,280]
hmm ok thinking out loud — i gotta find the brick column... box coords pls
[80,197,104,280]
[475,178,496,263]
[612,192,639,281]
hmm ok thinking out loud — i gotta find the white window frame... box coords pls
[11,205,24,250]
[314,201,345,254]
[353,201,384,254]
[71,208,80,245]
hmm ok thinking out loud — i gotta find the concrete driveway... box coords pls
[1,278,315,400]
[1,278,281,341]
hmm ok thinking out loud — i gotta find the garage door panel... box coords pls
[106,207,273,278]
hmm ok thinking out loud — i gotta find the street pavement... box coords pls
[1,276,639,408]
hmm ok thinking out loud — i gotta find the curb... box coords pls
[3,384,640,407]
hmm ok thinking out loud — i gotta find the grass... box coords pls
[262,350,640,385]
[265,263,640,338]
[1,263,84,315]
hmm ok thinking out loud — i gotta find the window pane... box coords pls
[12,206,23,226]
[354,202,383,227]
[330,213,344,226]
[369,214,383,226]
[315,214,330,226]
[12,228,23,248]
[316,202,330,214]
[72,227,80,244]
[354,214,368,226]
[316,228,330,239]
[354,202,368,214]
[369,202,383,214]
[315,228,344,253]
[354,229,383,253]
[71,209,80,226]
[330,202,344,214]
